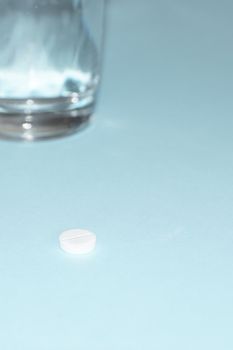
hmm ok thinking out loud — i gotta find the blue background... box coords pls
[0,0,233,348]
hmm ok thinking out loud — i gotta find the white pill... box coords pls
[59,229,96,255]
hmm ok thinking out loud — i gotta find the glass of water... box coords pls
[0,0,106,140]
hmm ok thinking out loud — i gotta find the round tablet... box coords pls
[59,229,96,255]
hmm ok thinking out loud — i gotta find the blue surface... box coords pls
[1,0,233,349]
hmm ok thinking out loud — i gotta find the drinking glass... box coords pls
[0,0,106,140]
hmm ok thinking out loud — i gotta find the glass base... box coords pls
[0,104,93,141]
